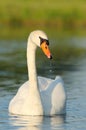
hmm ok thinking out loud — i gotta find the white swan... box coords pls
[9,30,66,116]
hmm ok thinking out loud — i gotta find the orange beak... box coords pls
[40,41,52,59]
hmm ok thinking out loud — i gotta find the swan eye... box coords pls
[39,36,49,46]
[46,40,49,46]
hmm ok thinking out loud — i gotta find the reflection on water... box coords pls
[9,115,65,130]
[0,37,86,130]
[9,115,43,130]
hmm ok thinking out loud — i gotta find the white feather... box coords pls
[9,30,66,116]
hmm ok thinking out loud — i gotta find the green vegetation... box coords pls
[0,0,86,39]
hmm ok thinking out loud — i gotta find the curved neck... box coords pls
[27,39,38,89]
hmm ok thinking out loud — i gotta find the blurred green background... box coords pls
[0,0,86,39]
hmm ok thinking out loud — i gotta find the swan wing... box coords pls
[9,76,66,115]
[38,76,54,91]
[40,76,66,115]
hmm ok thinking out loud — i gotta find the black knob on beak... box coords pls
[50,55,52,60]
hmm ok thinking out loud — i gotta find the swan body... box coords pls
[9,30,66,116]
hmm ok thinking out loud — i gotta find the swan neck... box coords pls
[27,39,38,88]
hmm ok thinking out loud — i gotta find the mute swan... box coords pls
[9,30,66,116]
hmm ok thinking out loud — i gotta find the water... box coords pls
[0,37,86,130]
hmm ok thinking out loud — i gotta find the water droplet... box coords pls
[49,60,53,72]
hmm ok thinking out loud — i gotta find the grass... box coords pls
[0,0,86,39]
[0,0,86,19]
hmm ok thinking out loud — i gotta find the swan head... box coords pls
[29,30,52,59]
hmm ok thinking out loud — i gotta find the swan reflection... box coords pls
[9,114,65,130]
